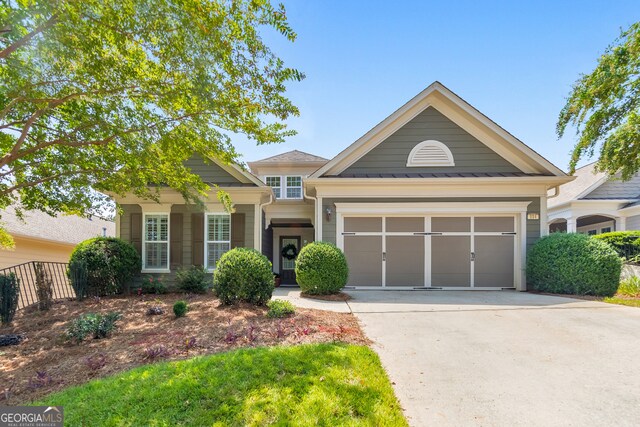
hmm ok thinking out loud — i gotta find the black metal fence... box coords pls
[0,261,75,309]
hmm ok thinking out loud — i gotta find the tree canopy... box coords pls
[0,0,302,247]
[557,22,640,179]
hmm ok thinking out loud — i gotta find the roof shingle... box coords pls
[2,205,115,245]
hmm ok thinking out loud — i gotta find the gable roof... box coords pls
[310,81,567,178]
[2,205,115,245]
[548,163,606,208]
[206,156,266,187]
[248,150,328,165]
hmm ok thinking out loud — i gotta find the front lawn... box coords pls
[37,343,407,426]
[0,294,367,404]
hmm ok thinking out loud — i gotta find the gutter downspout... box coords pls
[257,191,273,252]
[303,184,319,241]
[547,185,560,198]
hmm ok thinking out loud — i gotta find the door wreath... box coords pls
[281,243,298,260]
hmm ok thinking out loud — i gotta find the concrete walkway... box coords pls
[271,288,351,312]
[274,289,640,427]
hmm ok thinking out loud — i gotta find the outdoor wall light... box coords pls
[325,207,332,221]
[527,213,540,220]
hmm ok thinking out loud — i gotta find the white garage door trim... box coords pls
[335,202,531,291]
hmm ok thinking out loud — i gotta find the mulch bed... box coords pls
[300,292,352,302]
[0,293,368,405]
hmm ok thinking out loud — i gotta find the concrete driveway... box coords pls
[347,291,640,427]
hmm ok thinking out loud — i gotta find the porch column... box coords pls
[566,217,577,233]
[616,217,626,231]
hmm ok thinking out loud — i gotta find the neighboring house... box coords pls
[0,206,115,269]
[548,162,640,235]
[113,82,571,291]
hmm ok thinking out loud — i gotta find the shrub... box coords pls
[141,276,167,295]
[592,231,640,263]
[266,299,296,318]
[295,242,349,295]
[213,248,273,305]
[68,237,141,296]
[34,262,53,311]
[68,259,89,301]
[617,276,640,297]
[527,233,622,296]
[0,273,19,325]
[176,265,210,293]
[173,300,188,317]
[67,312,122,343]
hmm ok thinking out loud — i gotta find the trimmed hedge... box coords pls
[213,248,274,305]
[295,242,349,295]
[527,233,622,296]
[68,237,141,296]
[592,231,640,263]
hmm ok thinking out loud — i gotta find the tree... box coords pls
[557,22,640,179]
[0,0,303,247]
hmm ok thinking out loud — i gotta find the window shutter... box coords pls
[191,213,204,266]
[130,213,142,255]
[170,213,183,269]
[231,213,245,248]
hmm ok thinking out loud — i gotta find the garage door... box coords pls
[342,215,516,289]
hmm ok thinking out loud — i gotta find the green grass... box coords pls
[37,344,407,426]
[603,277,640,307]
[617,276,640,297]
[603,297,640,307]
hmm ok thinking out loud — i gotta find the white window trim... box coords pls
[265,176,282,199]
[266,175,303,200]
[204,213,231,272]
[142,212,171,273]
[406,140,455,167]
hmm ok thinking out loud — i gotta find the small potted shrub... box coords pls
[274,273,281,288]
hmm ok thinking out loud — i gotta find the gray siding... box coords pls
[234,204,255,249]
[321,197,540,252]
[583,174,640,199]
[184,155,246,185]
[626,214,640,231]
[339,107,521,176]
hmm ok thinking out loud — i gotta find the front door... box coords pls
[280,236,301,285]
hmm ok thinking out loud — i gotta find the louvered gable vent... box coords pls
[406,140,455,167]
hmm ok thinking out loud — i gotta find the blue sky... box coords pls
[234,0,640,172]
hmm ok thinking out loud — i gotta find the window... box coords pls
[601,227,612,234]
[265,175,303,199]
[266,176,281,198]
[143,214,169,271]
[587,229,597,236]
[286,176,302,199]
[206,214,231,270]
[406,140,455,167]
